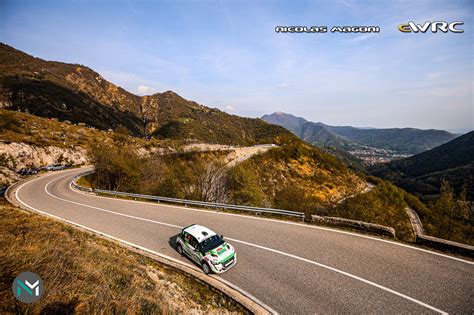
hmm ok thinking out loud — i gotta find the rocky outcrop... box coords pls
[0,142,88,171]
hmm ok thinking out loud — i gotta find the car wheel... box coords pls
[177,244,184,255]
[202,262,211,275]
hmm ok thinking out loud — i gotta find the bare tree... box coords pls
[140,155,165,195]
[194,160,228,203]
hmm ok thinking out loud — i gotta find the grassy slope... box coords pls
[87,140,365,210]
[236,145,414,240]
[0,199,244,314]
[236,142,364,206]
[330,179,414,241]
[0,109,172,150]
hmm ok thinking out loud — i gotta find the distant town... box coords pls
[348,145,412,164]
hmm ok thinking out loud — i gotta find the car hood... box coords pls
[205,242,235,262]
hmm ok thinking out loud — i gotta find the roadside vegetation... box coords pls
[327,180,414,241]
[403,180,473,245]
[91,144,231,201]
[88,140,474,244]
[236,143,364,206]
[88,141,422,242]
[89,141,364,207]
[367,131,474,245]
[0,199,245,314]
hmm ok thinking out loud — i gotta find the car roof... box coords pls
[184,224,216,243]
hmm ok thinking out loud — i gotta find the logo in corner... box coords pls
[398,21,464,33]
[12,272,44,303]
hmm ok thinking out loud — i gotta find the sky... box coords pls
[1,0,473,131]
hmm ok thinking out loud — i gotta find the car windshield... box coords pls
[200,235,224,253]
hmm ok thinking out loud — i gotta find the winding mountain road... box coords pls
[10,168,474,314]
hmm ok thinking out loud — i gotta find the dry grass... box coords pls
[239,143,365,205]
[76,175,92,189]
[0,109,183,151]
[0,199,246,314]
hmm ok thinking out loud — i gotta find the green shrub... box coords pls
[274,185,322,218]
[226,165,265,206]
[89,143,141,192]
[331,181,413,241]
[0,110,23,133]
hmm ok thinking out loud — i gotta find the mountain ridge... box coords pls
[261,112,458,159]
[0,43,295,145]
[369,131,474,199]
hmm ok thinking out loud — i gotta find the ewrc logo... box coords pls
[12,272,43,303]
[398,21,464,33]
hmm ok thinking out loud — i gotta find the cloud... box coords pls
[224,105,235,112]
[99,70,168,95]
[137,85,155,95]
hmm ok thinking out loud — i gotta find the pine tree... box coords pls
[434,179,457,239]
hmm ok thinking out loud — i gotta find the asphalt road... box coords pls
[12,168,474,314]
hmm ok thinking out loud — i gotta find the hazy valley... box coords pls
[261,112,458,165]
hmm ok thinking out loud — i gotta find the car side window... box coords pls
[183,232,191,243]
[190,236,199,249]
[195,239,200,250]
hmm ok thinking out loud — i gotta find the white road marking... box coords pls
[14,172,450,314]
[70,168,474,266]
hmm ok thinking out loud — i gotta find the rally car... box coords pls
[176,224,237,274]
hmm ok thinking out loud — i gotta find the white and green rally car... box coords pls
[176,224,237,274]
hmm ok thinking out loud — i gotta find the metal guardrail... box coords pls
[71,171,95,192]
[71,171,305,220]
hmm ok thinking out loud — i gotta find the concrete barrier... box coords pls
[405,207,424,236]
[311,215,396,238]
[417,235,474,258]
[405,207,474,258]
